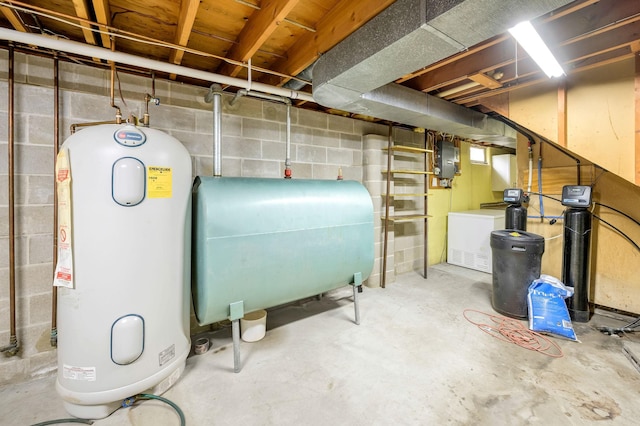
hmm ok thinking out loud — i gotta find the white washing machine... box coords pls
[54,124,192,419]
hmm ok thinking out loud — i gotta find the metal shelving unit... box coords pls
[381,127,432,288]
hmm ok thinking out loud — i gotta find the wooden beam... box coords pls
[397,0,601,84]
[91,0,111,48]
[0,6,27,32]
[479,93,509,117]
[168,0,201,73]
[71,0,97,45]
[635,51,640,185]
[218,0,301,78]
[404,0,640,94]
[558,81,567,147]
[468,72,502,89]
[261,0,395,87]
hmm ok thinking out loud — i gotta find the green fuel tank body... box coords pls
[192,176,374,325]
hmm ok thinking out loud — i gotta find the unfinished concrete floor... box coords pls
[2,264,640,425]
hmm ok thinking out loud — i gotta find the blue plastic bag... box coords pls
[527,274,578,341]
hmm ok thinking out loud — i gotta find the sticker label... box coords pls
[147,167,172,198]
[63,364,96,381]
[114,127,147,147]
[53,149,74,288]
[159,344,175,367]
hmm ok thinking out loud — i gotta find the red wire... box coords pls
[463,309,563,358]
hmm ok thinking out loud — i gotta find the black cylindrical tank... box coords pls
[505,205,527,231]
[562,208,592,322]
[490,230,545,318]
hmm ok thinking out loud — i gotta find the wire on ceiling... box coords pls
[0,0,311,86]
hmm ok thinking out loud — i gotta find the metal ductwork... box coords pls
[312,0,573,147]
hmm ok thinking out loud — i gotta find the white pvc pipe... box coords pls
[0,28,315,103]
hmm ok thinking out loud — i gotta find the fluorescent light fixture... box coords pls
[508,21,564,78]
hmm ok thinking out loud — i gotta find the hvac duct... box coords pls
[312,0,573,147]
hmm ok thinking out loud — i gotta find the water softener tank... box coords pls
[55,124,191,419]
[192,177,374,325]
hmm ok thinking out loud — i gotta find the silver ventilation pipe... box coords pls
[285,102,291,178]
[205,84,224,177]
[313,0,573,147]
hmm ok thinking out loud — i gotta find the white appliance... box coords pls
[447,209,504,273]
[55,124,192,419]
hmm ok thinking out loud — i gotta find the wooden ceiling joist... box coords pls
[218,0,301,78]
[1,6,27,32]
[71,0,97,46]
[261,0,396,87]
[168,0,201,71]
[91,0,112,48]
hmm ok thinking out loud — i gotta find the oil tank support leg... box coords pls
[352,272,362,325]
[232,319,241,373]
[229,301,244,373]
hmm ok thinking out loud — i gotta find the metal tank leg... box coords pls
[352,272,362,325]
[229,301,244,373]
[232,319,241,373]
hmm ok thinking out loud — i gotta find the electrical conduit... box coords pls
[205,84,223,177]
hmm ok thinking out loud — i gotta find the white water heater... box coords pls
[54,124,192,419]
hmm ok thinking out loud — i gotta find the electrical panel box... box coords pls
[436,140,455,179]
[561,185,592,208]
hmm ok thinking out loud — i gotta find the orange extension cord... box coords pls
[463,309,563,358]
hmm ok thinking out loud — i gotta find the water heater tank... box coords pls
[192,177,374,325]
[55,124,192,419]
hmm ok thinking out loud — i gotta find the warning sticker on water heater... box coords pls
[53,148,74,289]
[63,364,96,381]
[147,166,172,198]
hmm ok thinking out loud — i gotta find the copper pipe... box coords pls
[70,120,119,134]
[51,54,59,347]
[2,43,19,357]
[109,39,122,124]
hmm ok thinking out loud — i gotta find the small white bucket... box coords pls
[240,310,267,342]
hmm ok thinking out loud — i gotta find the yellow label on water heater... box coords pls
[147,166,172,198]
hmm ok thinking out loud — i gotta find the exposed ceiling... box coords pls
[1,0,639,143]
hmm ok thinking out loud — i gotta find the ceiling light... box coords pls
[508,21,564,78]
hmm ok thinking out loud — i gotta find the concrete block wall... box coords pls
[0,50,425,385]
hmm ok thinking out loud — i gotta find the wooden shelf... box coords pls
[382,170,434,175]
[383,146,434,154]
[382,193,431,197]
[381,214,431,222]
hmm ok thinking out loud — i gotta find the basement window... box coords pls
[470,146,487,164]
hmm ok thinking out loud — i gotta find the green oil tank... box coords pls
[192,176,374,325]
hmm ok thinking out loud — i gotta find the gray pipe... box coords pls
[205,84,224,177]
[285,103,291,178]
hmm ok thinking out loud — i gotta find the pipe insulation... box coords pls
[0,28,315,103]
[313,0,573,146]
